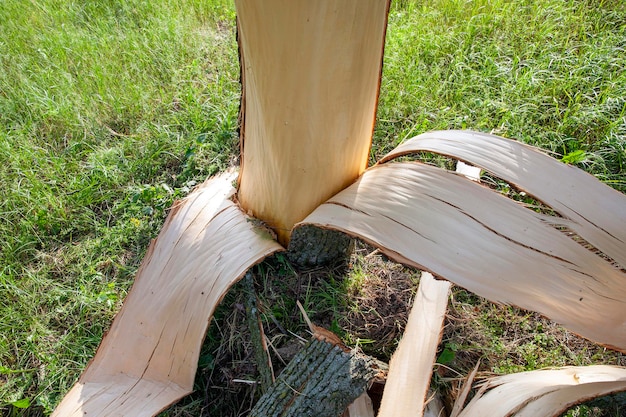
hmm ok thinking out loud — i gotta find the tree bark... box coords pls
[287,224,353,267]
[235,0,390,246]
[250,338,379,417]
[244,271,275,393]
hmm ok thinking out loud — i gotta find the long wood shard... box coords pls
[52,171,282,416]
[297,162,626,351]
[378,272,451,417]
[381,130,626,269]
[456,366,626,417]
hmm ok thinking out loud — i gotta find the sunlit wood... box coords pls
[236,0,390,245]
[52,172,282,416]
[378,272,451,417]
[457,366,626,417]
[382,130,626,268]
[298,148,626,351]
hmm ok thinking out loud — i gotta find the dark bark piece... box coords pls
[250,338,378,417]
[287,224,353,267]
[244,271,275,393]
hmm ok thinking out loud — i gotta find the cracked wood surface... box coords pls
[381,130,626,269]
[52,171,282,417]
[297,160,626,351]
[250,338,378,417]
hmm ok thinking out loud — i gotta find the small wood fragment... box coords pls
[344,392,375,417]
[244,271,275,393]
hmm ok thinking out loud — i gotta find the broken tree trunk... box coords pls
[287,224,354,267]
[236,0,390,247]
[250,337,379,417]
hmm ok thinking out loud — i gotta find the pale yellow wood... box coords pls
[297,162,626,351]
[346,393,375,417]
[52,171,282,416]
[236,0,390,245]
[381,130,626,269]
[457,366,626,417]
[378,272,451,417]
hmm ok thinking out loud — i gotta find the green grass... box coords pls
[0,0,239,413]
[377,0,626,190]
[0,0,624,415]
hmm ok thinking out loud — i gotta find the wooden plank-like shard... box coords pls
[297,162,626,351]
[378,272,451,417]
[457,366,626,417]
[52,171,282,416]
[236,0,390,245]
[381,130,626,268]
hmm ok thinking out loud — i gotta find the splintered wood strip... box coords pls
[250,338,378,417]
[236,0,390,245]
[457,366,626,417]
[380,130,626,269]
[513,381,626,417]
[296,162,626,351]
[450,361,480,417]
[52,171,283,417]
[378,272,451,417]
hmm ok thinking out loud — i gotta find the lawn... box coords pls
[0,0,624,415]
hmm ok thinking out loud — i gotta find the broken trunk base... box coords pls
[287,224,354,267]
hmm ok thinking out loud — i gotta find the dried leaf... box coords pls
[450,361,480,417]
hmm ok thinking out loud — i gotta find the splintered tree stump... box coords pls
[287,225,353,267]
[250,338,378,417]
[236,0,390,247]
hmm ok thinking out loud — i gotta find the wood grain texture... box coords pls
[378,272,451,417]
[297,161,626,351]
[250,338,377,417]
[236,0,390,245]
[287,224,353,266]
[381,130,626,269]
[52,171,282,416]
[457,366,626,417]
